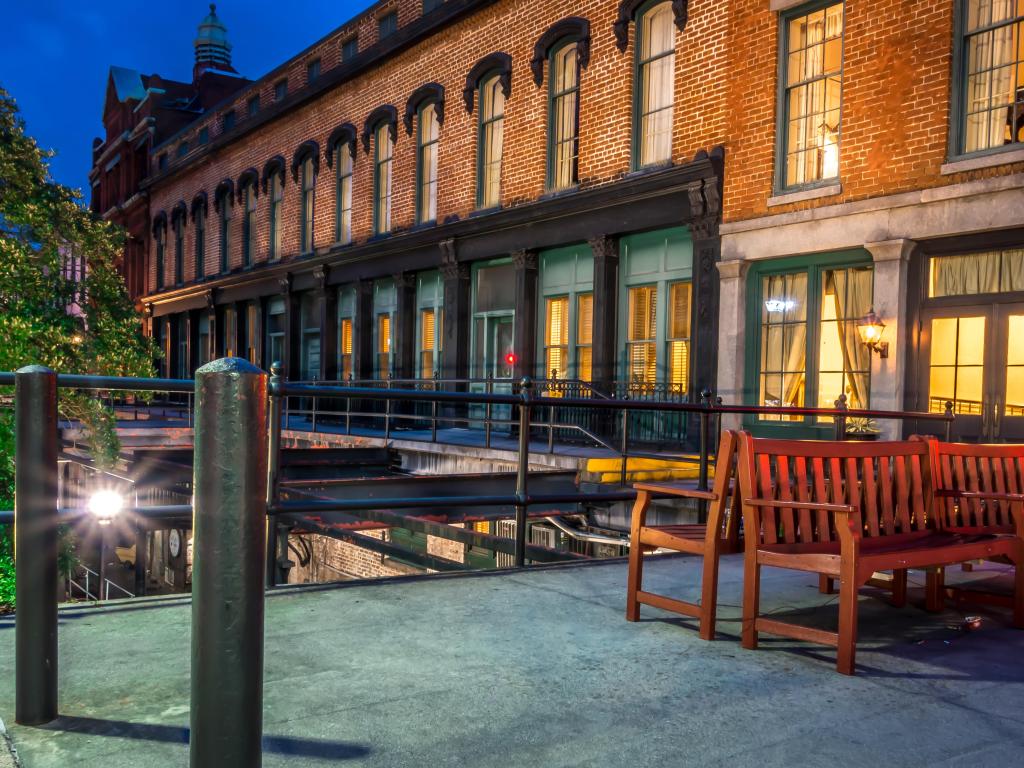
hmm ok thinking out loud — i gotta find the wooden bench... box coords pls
[914,436,1024,609]
[736,433,1024,675]
[626,430,739,640]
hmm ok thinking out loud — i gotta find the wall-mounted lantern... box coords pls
[857,309,888,358]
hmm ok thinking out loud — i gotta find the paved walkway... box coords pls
[0,557,1021,767]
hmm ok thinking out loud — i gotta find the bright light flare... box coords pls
[88,490,124,525]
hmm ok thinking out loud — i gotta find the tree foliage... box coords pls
[0,85,157,609]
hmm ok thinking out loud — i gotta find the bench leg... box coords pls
[1013,549,1024,630]
[925,568,945,612]
[818,575,835,595]
[836,571,859,676]
[698,544,719,641]
[741,555,760,650]
[891,569,907,609]
[625,492,649,622]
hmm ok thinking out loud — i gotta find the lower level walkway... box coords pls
[0,556,1021,767]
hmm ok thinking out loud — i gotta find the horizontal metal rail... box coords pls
[0,505,192,526]
[0,371,193,393]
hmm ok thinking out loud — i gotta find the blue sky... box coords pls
[1,1,375,195]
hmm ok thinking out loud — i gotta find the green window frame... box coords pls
[335,142,353,243]
[416,271,444,378]
[632,0,675,170]
[373,123,393,235]
[173,214,185,285]
[300,156,315,254]
[950,0,1024,158]
[477,73,505,209]
[547,41,580,191]
[242,181,256,267]
[744,250,873,438]
[774,0,844,193]
[417,103,440,224]
[194,205,205,280]
[269,173,283,261]
[155,223,165,291]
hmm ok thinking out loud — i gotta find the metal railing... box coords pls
[67,564,134,601]
[0,360,957,767]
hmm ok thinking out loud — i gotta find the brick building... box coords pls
[99,0,1024,445]
[118,0,726,435]
[718,0,1024,442]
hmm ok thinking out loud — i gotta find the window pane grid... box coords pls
[335,144,353,244]
[545,296,570,380]
[576,292,593,382]
[758,273,808,421]
[550,44,580,190]
[375,124,393,233]
[480,76,505,208]
[638,4,675,167]
[270,175,282,260]
[300,157,315,253]
[783,3,844,187]
[627,285,657,392]
[243,184,256,267]
[667,282,691,394]
[928,316,987,415]
[418,104,440,223]
[963,1,1024,152]
[816,266,873,421]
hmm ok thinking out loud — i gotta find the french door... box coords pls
[920,303,1024,441]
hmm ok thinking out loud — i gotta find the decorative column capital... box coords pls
[394,271,415,289]
[588,235,619,262]
[865,239,915,263]
[716,258,749,281]
[277,274,292,295]
[512,249,537,271]
[439,238,467,280]
[312,265,329,294]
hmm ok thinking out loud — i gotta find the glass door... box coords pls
[993,305,1024,441]
[921,308,991,441]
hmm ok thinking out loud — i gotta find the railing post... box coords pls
[619,406,630,487]
[431,369,439,442]
[944,400,954,442]
[698,389,712,524]
[191,358,269,768]
[266,362,283,588]
[384,374,392,441]
[834,394,848,441]
[514,377,533,568]
[345,372,352,435]
[485,375,493,449]
[14,365,59,726]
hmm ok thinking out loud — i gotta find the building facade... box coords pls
[102,1,1024,445]
[128,0,727,441]
[719,0,1024,442]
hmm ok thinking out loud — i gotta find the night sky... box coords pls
[1,1,375,195]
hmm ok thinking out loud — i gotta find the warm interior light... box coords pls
[88,490,124,525]
[857,309,887,357]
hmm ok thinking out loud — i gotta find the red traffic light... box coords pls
[505,352,518,366]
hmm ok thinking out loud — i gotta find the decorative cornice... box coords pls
[291,140,321,182]
[464,52,512,113]
[324,124,358,168]
[614,0,688,52]
[438,238,467,280]
[403,83,445,135]
[170,200,188,225]
[261,155,286,193]
[277,274,292,295]
[190,191,208,222]
[152,210,167,235]
[204,289,216,309]
[236,167,260,202]
[394,271,416,288]
[361,105,399,153]
[213,178,234,211]
[587,235,618,262]
[531,17,591,86]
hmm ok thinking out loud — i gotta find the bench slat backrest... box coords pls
[738,433,933,545]
[915,437,1024,529]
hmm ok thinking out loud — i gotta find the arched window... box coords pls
[171,203,187,285]
[374,123,393,234]
[152,213,167,291]
[635,2,676,168]
[191,193,207,280]
[327,125,357,245]
[548,42,580,190]
[478,74,505,208]
[291,141,320,255]
[417,103,440,223]
[214,179,234,274]
[262,156,285,261]
[241,177,258,267]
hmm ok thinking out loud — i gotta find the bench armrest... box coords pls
[743,498,857,514]
[743,497,861,549]
[633,483,717,502]
[954,491,1024,538]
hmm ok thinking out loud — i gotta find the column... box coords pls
[354,278,374,381]
[865,239,914,440]
[512,249,538,381]
[440,238,470,383]
[715,258,749,431]
[393,271,417,380]
[314,266,337,381]
[688,178,723,402]
[588,235,619,394]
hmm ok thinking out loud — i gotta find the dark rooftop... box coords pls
[1,555,1022,767]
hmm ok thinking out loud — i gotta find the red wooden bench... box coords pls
[915,436,1024,609]
[626,429,740,640]
[736,432,1024,675]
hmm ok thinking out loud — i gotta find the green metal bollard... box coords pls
[190,358,269,768]
[14,365,59,726]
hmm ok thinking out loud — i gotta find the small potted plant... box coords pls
[845,416,881,441]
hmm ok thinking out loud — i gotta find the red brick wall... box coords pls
[147,0,729,294]
[723,0,1024,224]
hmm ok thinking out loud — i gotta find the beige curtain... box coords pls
[781,275,808,407]
[829,269,873,409]
[932,252,1001,297]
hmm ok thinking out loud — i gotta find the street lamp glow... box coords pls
[88,490,124,525]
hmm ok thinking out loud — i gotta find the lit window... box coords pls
[636,2,675,168]
[335,142,353,243]
[339,317,354,379]
[478,74,505,208]
[929,249,1024,297]
[549,42,580,190]
[374,123,393,234]
[420,308,437,377]
[545,296,570,381]
[576,293,593,382]
[377,313,392,377]
[959,0,1024,153]
[780,2,843,188]
[418,103,440,223]
[667,282,690,394]
[627,285,657,392]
